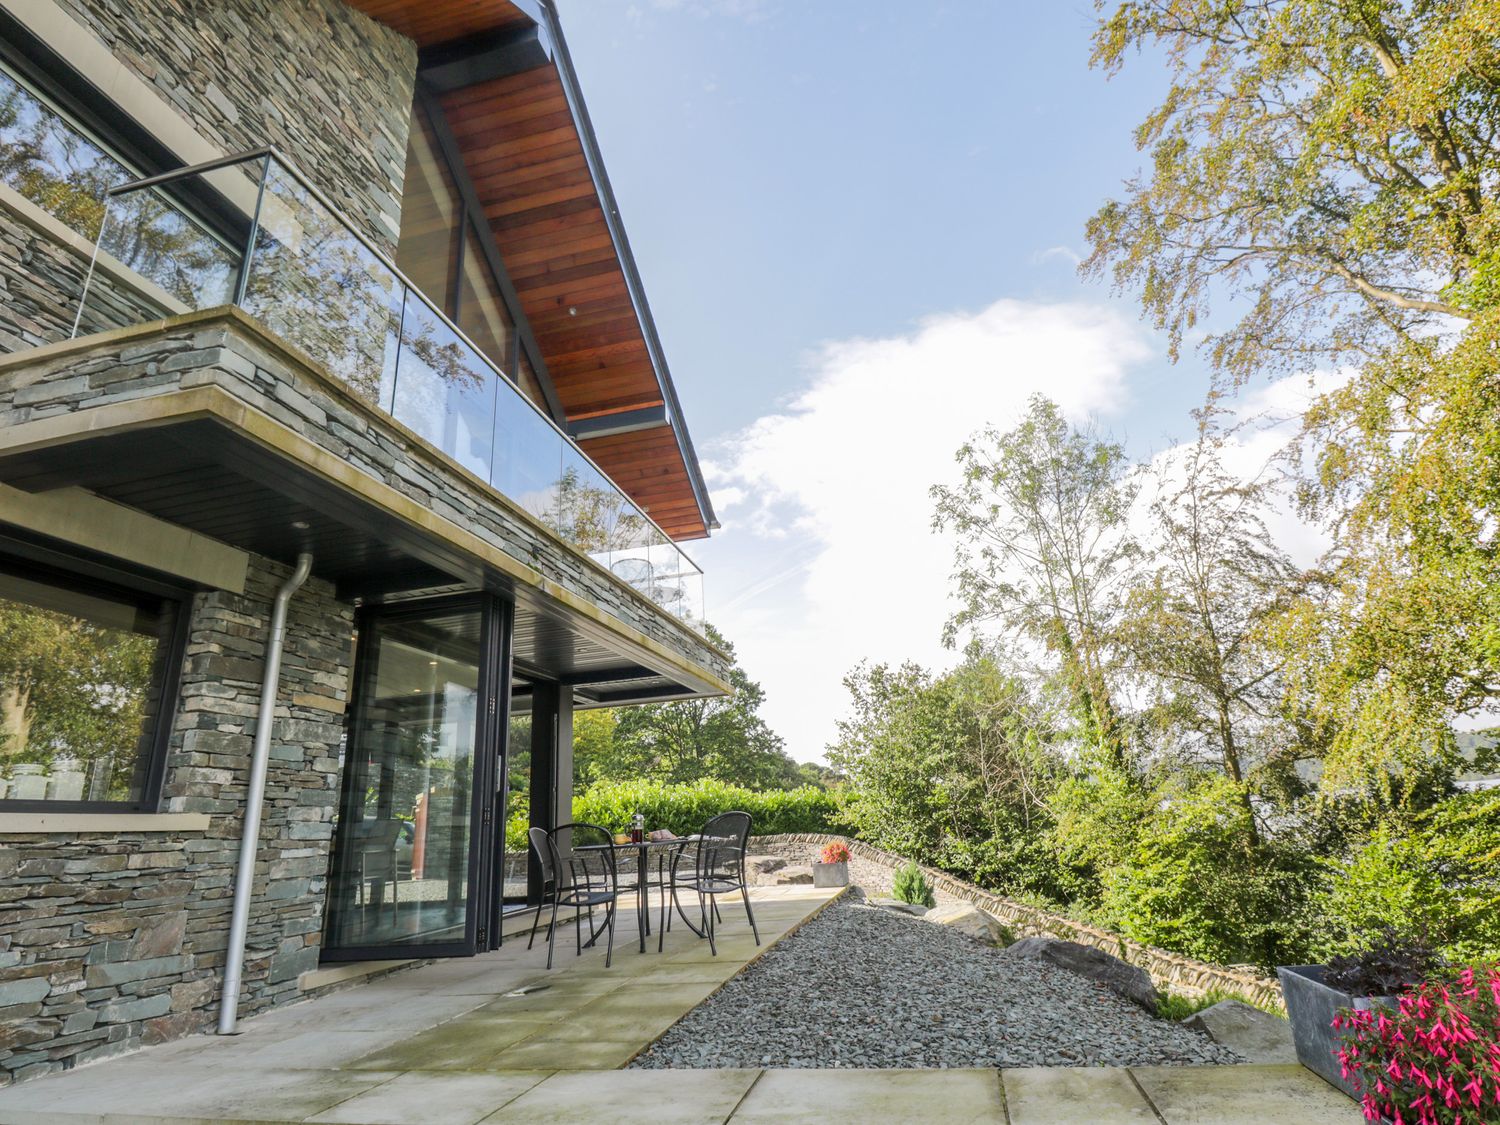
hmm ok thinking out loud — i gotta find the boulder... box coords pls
[769,865,813,885]
[867,896,929,917]
[922,903,1012,946]
[1182,999,1295,1064]
[744,855,787,883]
[1006,937,1161,1011]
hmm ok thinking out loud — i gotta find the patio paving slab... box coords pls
[729,1067,1006,1125]
[1132,1062,1361,1124]
[479,1068,759,1124]
[1002,1066,1161,1124]
[306,1072,548,1125]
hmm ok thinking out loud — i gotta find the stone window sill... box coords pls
[0,811,211,835]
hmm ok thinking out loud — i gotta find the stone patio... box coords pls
[0,884,1361,1124]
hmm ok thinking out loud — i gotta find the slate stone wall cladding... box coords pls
[0,0,414,357]
[0,556,353,1085]
[0,312,728,679]
[51,0,417,252]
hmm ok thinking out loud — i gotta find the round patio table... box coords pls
[579,836,702,953]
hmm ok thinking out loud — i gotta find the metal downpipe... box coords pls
[217,552,313,1035]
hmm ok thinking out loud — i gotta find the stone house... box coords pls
[0,0,728,1084]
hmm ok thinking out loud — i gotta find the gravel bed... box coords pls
[629,893,1242,1069]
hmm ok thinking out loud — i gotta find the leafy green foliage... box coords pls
[1316,791,1500,961]
[573,624,810,791]
[892,861,936,909]
[1155,988,1267,1022]
[931,395,1137,766]
[1096,775,1320,968]
[573,778,838,837]
[828,652,1073,901]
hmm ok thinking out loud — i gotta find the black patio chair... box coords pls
[664,810,760,956]
[525,822,620,969]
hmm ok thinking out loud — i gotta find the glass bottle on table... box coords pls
[631,812,645,844]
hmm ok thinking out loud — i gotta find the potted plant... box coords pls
[1334,962,1500,1125]
[812,841,850,887]
[1278,927,1443,1097]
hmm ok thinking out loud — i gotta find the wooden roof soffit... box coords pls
[345,0,716,541]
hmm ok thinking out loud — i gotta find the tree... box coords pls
[1085,0,1500,792]
[1119,405,1301,797]
[581,624,805,791]
[828,650,1069,899]
[932,395,1139,765]
[0,598,158,799]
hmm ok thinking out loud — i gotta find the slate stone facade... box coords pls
[50,0,415,252]
[0,558,352,1084]
[0,310,727,677]
[0,0,414,354]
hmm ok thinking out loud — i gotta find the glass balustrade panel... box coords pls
[242,160,403,409]
[391,292,498,481]
[490,384,565,531]
[92,169,245,314]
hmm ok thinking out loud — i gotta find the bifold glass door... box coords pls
[323,598,501,959]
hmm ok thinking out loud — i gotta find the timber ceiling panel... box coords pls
[346,0,713,541]
[347,0,532,45]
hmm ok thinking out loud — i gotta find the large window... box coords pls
[0,559,185,809]
[0,60,131,239]
[396,98,552,417]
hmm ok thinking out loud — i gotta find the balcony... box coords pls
[72,148,704,629]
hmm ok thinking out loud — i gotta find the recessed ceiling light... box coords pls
[567,306,577,316]
[290,519,311,530]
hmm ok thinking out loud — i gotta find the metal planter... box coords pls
[812,861,848,888]
[1277,964,1394,1099]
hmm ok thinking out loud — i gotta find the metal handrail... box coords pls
[100,146,703,581]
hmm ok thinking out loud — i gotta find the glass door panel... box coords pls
[501,676,533,908]
[325,602,486,957]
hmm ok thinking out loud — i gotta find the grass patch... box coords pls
[1155,988,1262,1021]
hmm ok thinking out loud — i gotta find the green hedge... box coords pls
[577,778,841,836]
[504,779,841,850]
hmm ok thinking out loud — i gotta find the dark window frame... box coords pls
[0,534,193,815]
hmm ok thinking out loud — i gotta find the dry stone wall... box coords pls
[0,556,353,1085]
[750,833,1285,1012]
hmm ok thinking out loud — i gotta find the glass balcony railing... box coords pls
[73,148,705,628]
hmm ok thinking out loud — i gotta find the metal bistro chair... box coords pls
[526,823,620,969]
[665,811,760,956]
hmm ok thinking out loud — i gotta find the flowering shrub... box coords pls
[1335,963,1500,1124]
[820,841,851,865]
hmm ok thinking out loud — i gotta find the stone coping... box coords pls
[0,811,211,835]
[0,319,730,696]
[0,306,730,672]
[752,833,1286,1012]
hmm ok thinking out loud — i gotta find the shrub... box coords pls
[1318,791,1500,962]
[820,841,851,865]
[1325,925,1445,996]
[1335,963,1500,1125]
[571,778,840,837]
[892,860,936,908]
[1096,775,1319,970]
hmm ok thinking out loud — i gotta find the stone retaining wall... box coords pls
[750,833,1284,1012]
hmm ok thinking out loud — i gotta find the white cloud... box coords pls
[696,298,1153,761]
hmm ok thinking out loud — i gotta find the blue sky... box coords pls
[561,1,1266,760]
